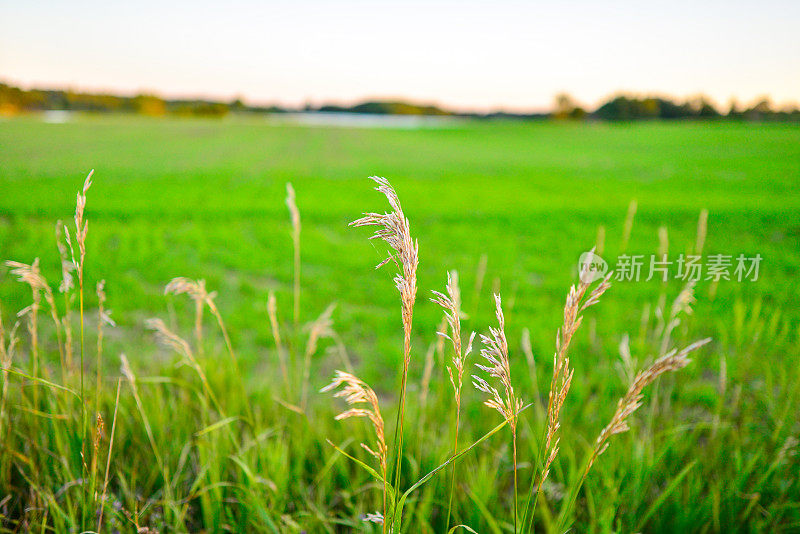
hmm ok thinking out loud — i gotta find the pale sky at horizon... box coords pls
[2,0,798,112]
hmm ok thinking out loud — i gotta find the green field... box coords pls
[1,115,799,532]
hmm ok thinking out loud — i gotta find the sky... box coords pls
[1,0,798,112]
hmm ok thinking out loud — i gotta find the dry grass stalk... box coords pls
[658,226,669,259]
[585,338,711,476]
[95,280,114,365]
[145,318,220,414]
[62,315,74,373]
[414,316,445,463]
[521,328,534,371]
[55,221,75,369]
[470,253,488,318]
[616,333,637,385]
[621,199,637,252]
[64,171,93,295]
[164,277,252,421]
[5,259,67,394]
[474,294,522,427]
[329,330,354,373]
[90,279,113,509]
[0,311,21,437]
[473,293,522,531]
[595,225,606,256]
[432,271,476,408]
[286,183,301,328]
[322,371,388,532]
[521,328,541,403]
[120,355,177,523]
[97,378,122,532]
[92,412,105,461]
[164,277,243,382]
[658,281,696,357]
[301,303,336,409]
[64,170,92,521]
[350,176,418,520]
[695,209,708,255]
[164,277,208,355]
[55,221,74,295]
[0,308,7,364]
[432,270,475,529]
[267,291,289,388]
[6,260,44,390]
[434,314,447,368]
[350,177,418,340]
[418,316,445,407]
[146,318,193,362]
[39,261,68,374]
[540,265,611,491]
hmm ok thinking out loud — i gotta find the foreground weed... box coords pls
[350,176,419,527]
[432,271,475,531]
[473,294,523,532]
[322,371,388,531]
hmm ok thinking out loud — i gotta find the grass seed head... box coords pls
[73,170,93,271]
[55,222,75,294]
[587,337,711,472]
[473,294,522,427]
[304,303,337,357]
[6,259,48,295]
[541,263,612,486]
[145,318,193,362]
[350,176,418,342]
[363,512,384,525]
[321,370,387,469]
[432,271,475,402]
[695,209,709,255]
[165,277,213,303]
[285,183,301,236]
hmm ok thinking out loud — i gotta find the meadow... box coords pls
[0,115,798,532]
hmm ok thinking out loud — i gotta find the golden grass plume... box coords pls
[586,337,711,474]
[541,263,611,485]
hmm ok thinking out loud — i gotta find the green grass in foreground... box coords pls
[0,115,798,532]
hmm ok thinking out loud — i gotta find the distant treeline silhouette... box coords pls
[1,82,797,122]
[588,94,797,122]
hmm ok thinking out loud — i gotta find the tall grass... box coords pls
[431,271,475,531]
[0,172,797,532]
[350,176,419,528]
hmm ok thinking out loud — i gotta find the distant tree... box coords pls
[569,106,587,120]
[0,80,795,122]
[553,93,585,120]
[168,100,228,117]
[687,95,720,118]
[318,100,450,116]
[594,94,726,121]
[659,98,690,119]
[594,96,634,120]
[230,97,246,112]
[133,94,166,116]
[727,98,742,119]
[751,97,772,113]
[743,97,771,121]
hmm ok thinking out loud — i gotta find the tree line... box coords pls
[1,81,797,121]
[554,92,799,122]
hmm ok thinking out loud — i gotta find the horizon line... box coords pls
[5,78,798,115]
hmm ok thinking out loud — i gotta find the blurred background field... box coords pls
[1,114,799,531]
[1,115,798,373]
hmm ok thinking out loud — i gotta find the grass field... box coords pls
[0,115,799,532]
